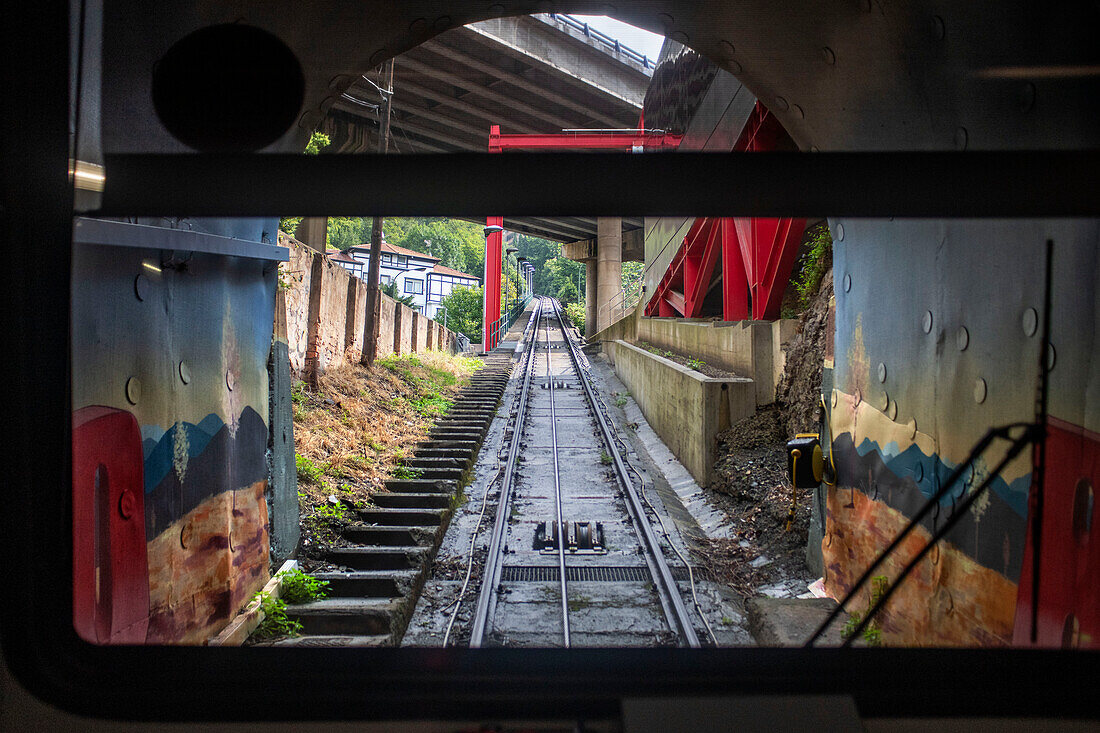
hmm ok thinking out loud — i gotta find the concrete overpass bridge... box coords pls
[322,12,651,245]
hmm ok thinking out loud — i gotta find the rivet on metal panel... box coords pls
[956,326,969,351]
[1018,82,1036,113]
[125,376,141,405]
[134,274,149,301]
[877,362,887,383]
[433,16,452,31]
[327,74,352,91]
[922,310,934,334]
[773,96,790,112]
[880,391,890,411]
[298,110,320,130]
[974,377,987,404]
[842,273,851,292]
[835,222,845,241]
[180,522,193,549]
[226,369,236,391]
[670,30,688,44]
[914,462,924,482]
[118,490,136,519]
[727,59,743,74]
[887,400,897,421]
[657,13,674,28]
[931,15,945,41]
[954,126,968,151]
[718,40,735,57]
[179,361,192,384]
[792,104,805,119]
[408,18,429,36]
[1022,307,1038,337]
[907,419,917,440]
[930,542,940,565]
[831,390,838,408]
[1046,343,1057,371]
[369,49,390,66]
[821,47,835,65]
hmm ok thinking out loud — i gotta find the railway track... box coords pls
[452,297,708,648]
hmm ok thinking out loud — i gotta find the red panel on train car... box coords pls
[72,406,150,644]
[1014,417,1100,648]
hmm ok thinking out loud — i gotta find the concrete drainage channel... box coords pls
[273,355,514,647]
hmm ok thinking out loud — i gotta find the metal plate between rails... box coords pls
[500,565,711,582]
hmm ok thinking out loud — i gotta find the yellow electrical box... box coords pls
[787,433,824,488]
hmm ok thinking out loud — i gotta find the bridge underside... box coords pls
[323,14,651,244]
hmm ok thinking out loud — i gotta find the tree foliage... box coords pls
[436,286,483,342]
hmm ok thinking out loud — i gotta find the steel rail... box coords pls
[547,299,702,647]
[468,298,544,647]
[543,302,571,647]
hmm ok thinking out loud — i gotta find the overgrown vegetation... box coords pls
[564,301,585,335]
[278,568,330,604]
[250,592,302,639]
[784,222,833,317]
[840,575,889,646]
[293,351,482,555]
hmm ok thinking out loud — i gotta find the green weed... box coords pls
[392,464,423,480]
[295,454,325,486]
[278,568,330,604]
[840,575,888,646]
[251,592,302,639]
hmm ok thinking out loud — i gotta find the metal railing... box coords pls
[596,276,644,334]
[487,293,532,351]
[546,14,658,70]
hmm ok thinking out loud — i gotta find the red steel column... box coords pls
[483,215,503,350]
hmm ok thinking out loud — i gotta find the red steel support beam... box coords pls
[483,214,503,350]
[721,218,749,321]
[488,127,682,152]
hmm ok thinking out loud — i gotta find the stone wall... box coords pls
[278,234,459,378]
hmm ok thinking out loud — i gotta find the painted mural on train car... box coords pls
[642,40,1100,647]
[71,236,276,644]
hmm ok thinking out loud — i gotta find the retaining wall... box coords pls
[591,300,797,407]
[279,234,459,378]
[605,340,754,486]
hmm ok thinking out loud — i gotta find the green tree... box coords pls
[436,286,483,342]
[381,281,416,307]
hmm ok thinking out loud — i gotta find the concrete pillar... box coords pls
[596,216,622,334]
[297,217,328,252]
[585,260,598,338]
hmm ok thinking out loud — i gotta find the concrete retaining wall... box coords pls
[591,300,798,407]
[279,234,460,378]
[605,339,754,486]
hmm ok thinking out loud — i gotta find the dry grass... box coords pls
[293,350,482,511]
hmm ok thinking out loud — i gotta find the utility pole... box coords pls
[361,58,394,366]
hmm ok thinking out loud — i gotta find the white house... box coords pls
[331,241,480,319]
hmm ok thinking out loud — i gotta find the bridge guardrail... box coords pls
[546,14,657,70]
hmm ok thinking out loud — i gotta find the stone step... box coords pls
[354,507,445,526]
[326,545,428,571]
[382,478,457,493]
[312,570,418,598]
[372,492,452,510]
[270,634,393,648]
[284,598,403,637]
[411,448,473,461]
[417,439,479,450]
[429,429,483,441]
[341,524,430,546]
[403,456,466,470]
[409,466,465,480]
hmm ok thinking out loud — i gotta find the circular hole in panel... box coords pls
[152,24,304,151]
